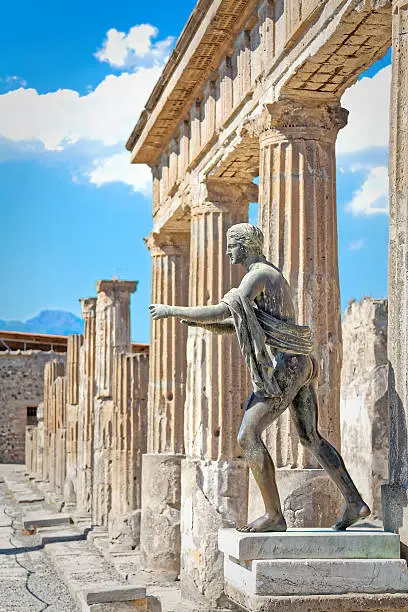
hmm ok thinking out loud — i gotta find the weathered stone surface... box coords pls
[64,334,83,504]
[248,468,342,529]
[382,0,408,549]
[140,453,181,573]
[23,511,71,529]
[341,298,388,519]
[219,528,400,561]
[92,280,137,528]
[180,458,248,608]
[0,351,65,464]
[224,556,408,596]
[84,585,146,604]
[226,586,408,612]
[140,232,189,572]
[77,297,97,516]
[109,351,148,550]
[258,100,346,470]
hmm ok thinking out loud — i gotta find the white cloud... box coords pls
[346,166,389,216]
[88,152,151,194]
[95,25,173,68]
[0,23,172,195]
[337,66,391,154]
[0,67,162,151]
[347,238,366,251]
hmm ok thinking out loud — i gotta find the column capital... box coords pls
[144,231,190,257]
[79,297,97,316]
[191,178,258,216]
[250,99,348,143]
[95,279,138,296]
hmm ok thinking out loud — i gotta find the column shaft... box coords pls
[42,360,65,482]
[258,100,347,468]
[382,1,408,540]
[109,352,149,550]
[65,334,83,503]
[93,280,137,527]
[140,231,190,573]
[181,185,251,606]
[77,298,97,515]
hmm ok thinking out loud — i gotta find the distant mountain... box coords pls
[0,310,84,336]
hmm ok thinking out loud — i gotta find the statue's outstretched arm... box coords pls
[149,302,230,323]
[181,318,235,335]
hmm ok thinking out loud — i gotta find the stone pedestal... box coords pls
[219,528,408,611]
[140,453,182,574]
[181,458,248,607]
[140,231,189,571]
[248,468,342,528]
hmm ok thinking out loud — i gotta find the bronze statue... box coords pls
[149,223,370,532]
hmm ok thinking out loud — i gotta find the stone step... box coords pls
[219,528,401,561]
[224,556,408,597]
[23,510,71,529]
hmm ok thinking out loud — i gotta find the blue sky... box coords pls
[0,2,391,343]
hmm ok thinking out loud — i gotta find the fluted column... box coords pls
[181,180,252,606]
[77,298,97,515]
[42,360,65,482]
[140,230,190,573]
[257,100,347,465]
[92,280,137,528]
[54,376,67,494]
[245,99,346,528]
[382,1,408,546]
[64,334,83,503]
[109,352,149,550]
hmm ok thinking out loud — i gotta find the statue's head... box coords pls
[226,223,264,265]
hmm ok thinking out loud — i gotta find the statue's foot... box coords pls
[237,513,287,533]
[332,500,371,531]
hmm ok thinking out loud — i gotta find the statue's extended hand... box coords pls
[149,304,170,320]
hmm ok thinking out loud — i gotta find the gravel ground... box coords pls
[0,481,79,612]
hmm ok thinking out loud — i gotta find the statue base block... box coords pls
[219,528,408,611]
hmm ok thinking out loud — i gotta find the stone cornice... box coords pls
[126,0,258,164]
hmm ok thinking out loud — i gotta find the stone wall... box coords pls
[340,298,388,519]
[0,351,66,463]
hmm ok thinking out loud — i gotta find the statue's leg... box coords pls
[291,382,371,530]
[236,353,312,533]
[237,393,288,532]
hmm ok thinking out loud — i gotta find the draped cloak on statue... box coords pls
[221,288,314,400]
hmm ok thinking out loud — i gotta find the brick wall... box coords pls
[0,351,66,463]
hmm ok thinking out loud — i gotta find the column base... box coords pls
[140,453,183,574]
[248,468,343,528]
[180,457,248,608]
[382,483,408,556]
[109,509,141,552]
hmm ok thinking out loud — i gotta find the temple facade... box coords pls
[24,0,408,608]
